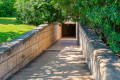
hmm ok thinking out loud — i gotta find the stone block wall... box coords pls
[78,24,120,80]
[0,23,62,80]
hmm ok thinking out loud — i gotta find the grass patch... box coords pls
[0,17,36,43]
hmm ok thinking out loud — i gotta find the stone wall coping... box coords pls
[0,24,48,57]
[81,25,120,80]
[0,22,61,80]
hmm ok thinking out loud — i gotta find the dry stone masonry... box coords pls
[1,22,120,80]
[0,23,62,80]
[78,24,120,80]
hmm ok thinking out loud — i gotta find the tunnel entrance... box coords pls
[62,24,76,38]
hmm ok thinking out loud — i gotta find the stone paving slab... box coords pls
[8,38,94,80]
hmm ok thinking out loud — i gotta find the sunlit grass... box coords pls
[0,17,16,19]
[0,17,17,25]
[0,17,36,43]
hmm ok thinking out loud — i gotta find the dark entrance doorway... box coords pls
[62,24,76,38]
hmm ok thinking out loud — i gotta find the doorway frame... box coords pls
[61,21,79,45]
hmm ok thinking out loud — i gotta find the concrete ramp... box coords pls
[8,38,94,80]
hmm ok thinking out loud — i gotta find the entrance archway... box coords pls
[62,23,76,38]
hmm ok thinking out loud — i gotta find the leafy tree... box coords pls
[0,0,16,17]
[52,0,120,53]
[15,0,64,25]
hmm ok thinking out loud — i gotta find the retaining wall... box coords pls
[0,23,62,80]
[79,24,120,80]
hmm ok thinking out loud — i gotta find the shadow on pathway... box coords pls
[8,38,94,80]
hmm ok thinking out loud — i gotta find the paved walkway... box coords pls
[8,38,94,80]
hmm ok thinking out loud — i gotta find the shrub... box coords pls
[0,0,16,17]
[15,0,64,25]
[52,0,120,53]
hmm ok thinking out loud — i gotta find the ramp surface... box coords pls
[8,38,94,80]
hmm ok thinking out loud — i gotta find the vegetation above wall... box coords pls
[0,0,16,17]
[15,0,64,25]
[52,0,120,54]
[0,0,120,54]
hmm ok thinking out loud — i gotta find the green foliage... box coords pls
[15,0,64,25]
[0,0,16,17]
[1,0,120,53]
[53,0,120,53]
